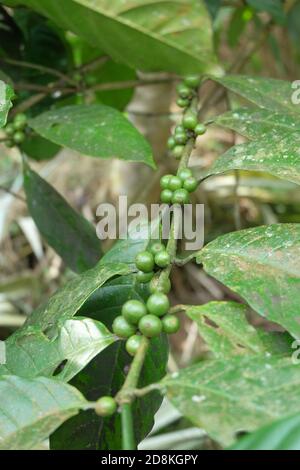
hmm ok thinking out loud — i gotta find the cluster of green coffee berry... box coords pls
[3,113,27,148]
[112,242,179,357]
[160,168,198,205]
[167,76,206,161]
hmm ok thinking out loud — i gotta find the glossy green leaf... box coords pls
[186,301,291,358]
[197,224,300,338]
[231,413,300,450]
[211,75,298,115]
[0,375,86,450]
[204,131,300,186]
[28,104,155,168]
[2,0,218,74]
[0,317,116,382]
[51,274,168,449]
[163,355,300,447]
[0,80,14,128]
[24,166,101,273]
[214,108,300,140]
[21,135,61,161]
[26,261,131,329]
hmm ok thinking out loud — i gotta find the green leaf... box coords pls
[51,274,168,449]
[186,301,291,358]
[24,166,101,273]
[26,261,132,329]
[197,224,300,338]
[20,134,61,161]
[211,75,298,115]
[0,80,14,128]
[2,0,218,74]
[28,104,155,168]
[213,108,300,140]
[0,375,86,450]
[204,131,300,186]
[52,338,168,450]
[163,355,300,447]
[230,413,300,450]
[0,317,116,382]
[246,0,286,24]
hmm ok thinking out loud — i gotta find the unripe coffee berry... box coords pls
[155,251,171,268]
[95,396,117,417]
[174,132,187,145]
[112,316,136,338]
[138,314,162,338]
[135,251,154,273]
[125,335,143,356]
[168,176,182,191]
[160,189,173,204]
[136,271,154,283]
[122,300,147,325]
[149,277,171,294]
[183,176,197,193]
[5,123,14,136]
[162,315,180,334]
[167,137,176,150]
[150,242,165,255]
[172,145,184,159]
[184,75,201,88]
[177,98,189,108]
[147,293,170,317]
[176,83,192,99]
[183,114,198,130]
[194,123,207,135]
[172,188,190,204]
[160,174,172,190]
[13,131,25,144]
[178,168,192,181]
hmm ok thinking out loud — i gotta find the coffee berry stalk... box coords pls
[95,76,206,451]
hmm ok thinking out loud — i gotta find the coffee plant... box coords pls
[1,0,300,451]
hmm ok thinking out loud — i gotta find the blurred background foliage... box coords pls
[1,0,300,449]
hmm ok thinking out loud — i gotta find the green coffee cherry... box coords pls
[183,176,198,193]
[122,300,147,325]
[155,251,171,268]
[125,334,143,356]
[138,314,162,338]
[177,98,190,108]
[95,396,117,417]
[174,132,187,145]
[147,293,170,317]
[162,315,180,334]
[175,125,185,134]
[168,176,182,191]
[183,114,198,130]
[136,271,154,283]
[184,75,201,89]
[172,145,184,159]
[112,316,136,338]
[149,276,171,294]
[172,188,190,204]
[150,242,165,255]
[13,131,25,144]
[160,189,173,204]
[194,123,207,135]
[4,123,14,136]
[160,174,173,190]
[167,137,176,150]
[178,168,193,181]
[176,83,192,99]
[13,113,27,131]
[135,251,155,273]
